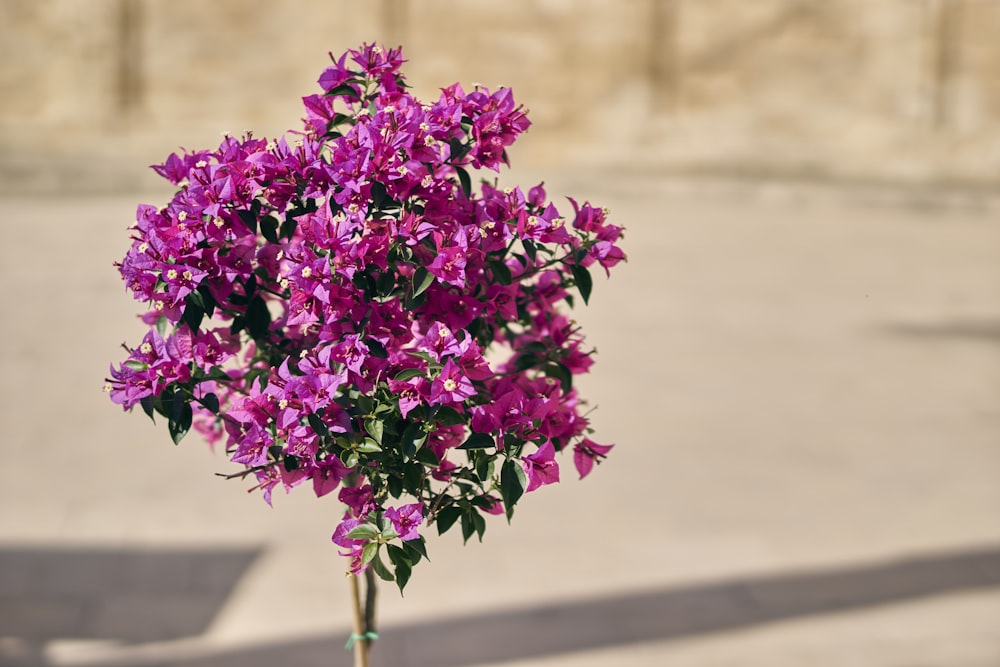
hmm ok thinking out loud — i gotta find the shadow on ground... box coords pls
[2,544,998,666]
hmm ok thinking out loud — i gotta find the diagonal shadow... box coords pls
[129,544,1000,667]
[0,545,261,644]
[884,319,1000,345]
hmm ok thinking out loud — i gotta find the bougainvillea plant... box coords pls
[107,42,623,661]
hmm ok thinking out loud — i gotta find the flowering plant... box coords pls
[107,43,623,600]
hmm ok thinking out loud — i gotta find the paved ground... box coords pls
[1,171,998,666]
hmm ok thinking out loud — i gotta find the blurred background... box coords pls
[1,1,999,666]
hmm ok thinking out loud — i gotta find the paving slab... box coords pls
[1,172,998,666]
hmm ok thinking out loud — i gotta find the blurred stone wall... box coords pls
[2,0,998,192]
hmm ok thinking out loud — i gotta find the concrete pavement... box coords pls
[1,172,998,666]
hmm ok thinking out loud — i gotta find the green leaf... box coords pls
[260,215,280,244]
[325,83,360,99]
[386,544,412,594]
[306,412,329,437]
[414,447,440,466]
[236,209,257,234]
[461,510,475,544]
[400,423,427,459]
[490,260,512,285]
[472,510,486,542]
[182,301,204,332]
[372,553,395,582]
[367,338,388,359]
[433,405,465,426]
[376,270,396,297]
[523,239,537,264]
[500,459,525,520]
[279,216,298,240]
[201,392,220,414]
[123,360,148,372]
[139,394,156,422]
[356,438,382,454]
[411,267,434,298]
[346,524,380,540]
[455,166,472,198]
[403,537,428,564]
[393,368,425,382]
[458,432,495,450]
[364,419,384,445]
[474,451,493,482]
[246,296,271,339]
[155,315,169,337]
[571,263,593,305]
[167,402,193,445]
[403,462,422,493]
[387,474,403,499]
[435,505,462,535]
[543,362,573,394]
[360,541,379,568]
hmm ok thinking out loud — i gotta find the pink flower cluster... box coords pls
[107,44,623,586]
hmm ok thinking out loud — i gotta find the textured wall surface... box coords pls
[1,0,998,191]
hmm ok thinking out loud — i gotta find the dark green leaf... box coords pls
[403,462,422,492]
[283,455,299,472]
[461,511,475,544]
[458,432,495,450]
[435,505,462,535]
[325,83,360,99]
[400,423,427,459]
[246,296,271,339]
[433,405,465,426]
[387,474,403,499]
[523,239,537,263]
[386,544,412,594]
[571,264,593,305]
[307,412,329,437]
[236,209,257,234]
[500,459,525,520]
[182,301,204,332]
[472,510,486,542]
[490,260,512,285]
[279,216,298,240]
[393,368,425,382]
[372,553,395,582]
[411,267,434,298]
[201,392,220,414]
[139,394,156,422]
[543,362,573,393]
[403,537,428,564]
[260,215,279,244]
[414,447,440,466]
[346,524,380,540]
[456,166,472,199]
[167,402,192,445]
[367,338,388,359]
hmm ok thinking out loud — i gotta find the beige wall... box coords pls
[2,0,999,191]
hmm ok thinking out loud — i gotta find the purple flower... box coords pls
[522,440,560,492]
[573,438,614,480]
[428,359,475,406]
[384,503,424,541]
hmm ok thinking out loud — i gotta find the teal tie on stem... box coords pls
[345,631,380,650]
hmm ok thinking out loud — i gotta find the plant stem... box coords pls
[364,567,378,650]
[349,574,370,667]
